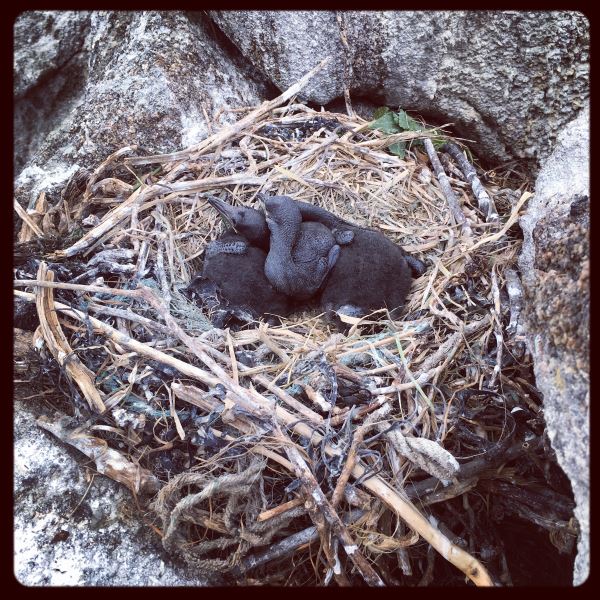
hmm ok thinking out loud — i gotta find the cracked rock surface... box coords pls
[211,10,589,169]
[518,104,590,585]
[14,11,271,209]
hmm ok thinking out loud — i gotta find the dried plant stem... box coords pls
[240,509,364,575]
[274,424,385,587]
[257,498,305,522]
[124,56,333,166]
[37,414,160,495]
[331,424,367,508]
[504,268,525,337]
[354,465,492,585]
[423,138,473,238]
[14,199,44,239]
[34,264,106,413]
[16,289,222,389]
[86,302,172,336]
[52,173,265,259]
[489,268,504,388]
[441,142,499,221]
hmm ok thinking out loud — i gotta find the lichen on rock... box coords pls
[518,103,589,585]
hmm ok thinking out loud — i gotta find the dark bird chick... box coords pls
[290,201,425,323]
[188,197,292,326]
[263,195,344,301]
[294,200,427,278]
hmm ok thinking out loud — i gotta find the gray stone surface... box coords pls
[518,104,589,585]
[14,12,91,175]
[14,11,91,100]
[14,11,270,208]
[14,398,204,586]
[211,10,589,169]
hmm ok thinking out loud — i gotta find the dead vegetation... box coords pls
[13,60,577,586]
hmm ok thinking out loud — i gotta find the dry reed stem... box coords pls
[423,138,473,239]
[37,415,160,495]
[34,264,106,413]
[14,199,44,239]
[52,173,266,259]
[274,423,386,587]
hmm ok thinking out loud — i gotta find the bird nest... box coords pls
[14,69,578,586]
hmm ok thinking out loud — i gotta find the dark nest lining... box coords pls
[14,66,578,586]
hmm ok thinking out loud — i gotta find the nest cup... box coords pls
[14,94,576,586]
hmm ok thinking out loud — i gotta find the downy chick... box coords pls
[263,195,342,301]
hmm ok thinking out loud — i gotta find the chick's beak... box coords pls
[206,195,236,230]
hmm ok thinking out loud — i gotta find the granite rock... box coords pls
[518,104,589,585]
[211,10,589,169]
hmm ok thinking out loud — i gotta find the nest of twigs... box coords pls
[14,64,578,586]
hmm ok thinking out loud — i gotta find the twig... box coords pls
[274,423,386,587]
[353,463,493,585]
[504,268,525,337]
[14,199,45,239]
[34,263,106,414]
[423,138,473,238]
[38,414,160,495]
[489,268,503,388]
[51,173,265,259]
[404,436,544,500]
[16,289,222,389]
[124,56,333,166]
[240,509,364,575]
[441,142,499,221]
[331,424,367,508]
[86,302,172,336]
[257,497,305,522]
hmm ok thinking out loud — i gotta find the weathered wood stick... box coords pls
[124,56,333,166]
[504,267,525,337]
[14,199,45,239]
[441,141,499,221]
[34,264,106,413]
[240,509,364,574]
[489,268,504,388]
[275,425,386,587]
[330,424,367,508]
[257,498,305,522]
[424,138,473,238]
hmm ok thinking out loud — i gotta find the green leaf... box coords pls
[432,136,448,150]
[372,106,391,120]
[368,111,401,134]
[388,141,406,158]
[394,110,424,132]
